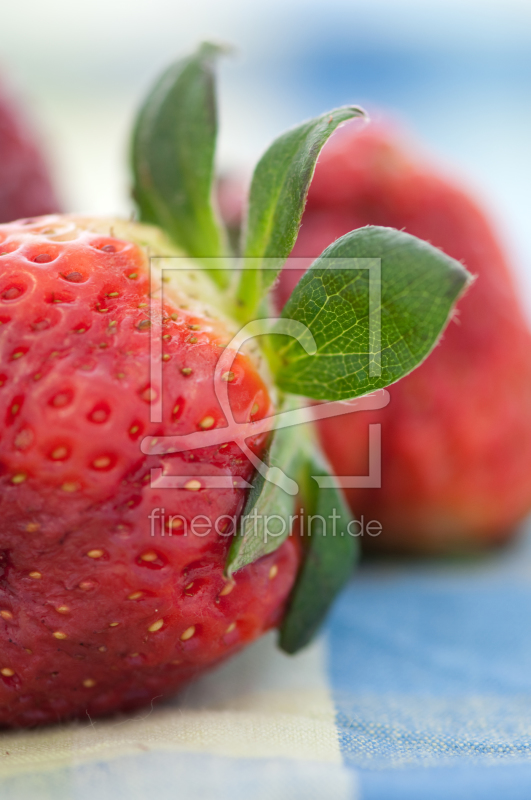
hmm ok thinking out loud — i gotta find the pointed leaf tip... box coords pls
[131,42,229,285]
[236,105,366,319]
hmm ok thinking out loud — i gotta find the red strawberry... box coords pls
[280,120,531,553]
[0,47,471,728]
[0,82,60,222]
[0,216,299,727]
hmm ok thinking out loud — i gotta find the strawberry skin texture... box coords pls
[0,216,299,727]
[0,85,60,222]
[280,121,531,554]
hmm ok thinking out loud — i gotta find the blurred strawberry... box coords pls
[278,120,531,554]
[0,80,60,222]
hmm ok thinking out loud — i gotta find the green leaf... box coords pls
[225,410,359,654]
[226,421,301,577]
[279,448,358,655]
[273,226,473,401]
[131,42,228,285]
[236,106,366,317]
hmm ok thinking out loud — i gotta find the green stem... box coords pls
[234,259,262,323]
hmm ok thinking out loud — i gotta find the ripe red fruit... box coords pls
[0,44,473,726]
[0,82,60,222]
[0,216,299,727]
[282,120,531,554]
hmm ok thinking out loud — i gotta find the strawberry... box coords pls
[0,46,471,727]
[0,81,60,222]
[280,120,531,553]
[0,215,300,726]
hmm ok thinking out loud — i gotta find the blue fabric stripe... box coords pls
[326,528,531,795]
[328,577,531,696]
[359,763,531,800]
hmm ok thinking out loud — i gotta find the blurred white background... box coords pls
[2,0,531,306]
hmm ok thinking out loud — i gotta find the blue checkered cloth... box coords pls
[3,523,531,799]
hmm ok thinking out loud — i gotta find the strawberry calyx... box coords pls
[131,43,473,653]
